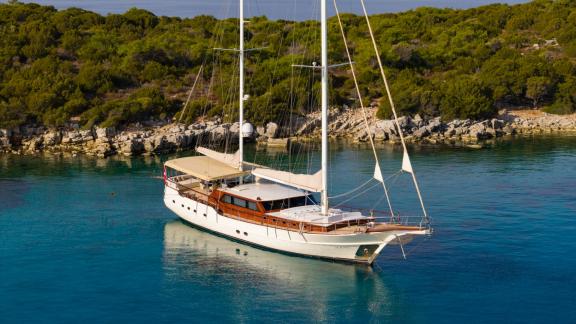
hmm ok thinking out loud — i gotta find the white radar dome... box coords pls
[242,122,254,138]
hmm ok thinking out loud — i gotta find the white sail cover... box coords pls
[374,161,384,183]
[402,150,413,173]
[196,147,241,168]
[251,168,322,192]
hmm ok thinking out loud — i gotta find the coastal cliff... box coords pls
[2,108,575,158]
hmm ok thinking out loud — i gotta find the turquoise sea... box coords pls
[1,135,576,323]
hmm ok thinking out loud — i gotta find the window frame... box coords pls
[232,197,247,208]
[222,194,232,204]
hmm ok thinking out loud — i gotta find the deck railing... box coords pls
[338,205,428,228]
[166,177,429,233]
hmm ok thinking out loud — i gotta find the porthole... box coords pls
[187,207,190,210]
[193,209,197,213]
[181,204,184,208]
[203,213,207,217]
[172,200,175,203]
[243,232,248,236]
[236,230,240,234]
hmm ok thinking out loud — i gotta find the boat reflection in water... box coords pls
[163,220,399,321]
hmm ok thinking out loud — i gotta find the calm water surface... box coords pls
[1,135,576,323]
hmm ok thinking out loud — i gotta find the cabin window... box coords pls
[262,195,313,211]
[247,201,258,211]
[262,200,285,211]
[233,197,247,208]
[289,196,307,208]
[222,195,232,204]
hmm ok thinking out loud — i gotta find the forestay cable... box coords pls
[359,0,429,225]
[333,0,394,217]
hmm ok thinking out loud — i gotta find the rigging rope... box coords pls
[359,0,430,224]
[178,64,205,124]
[333,0,395,216]
[328,176,374,199]
[334,171,401,207]
[332,181,381,208]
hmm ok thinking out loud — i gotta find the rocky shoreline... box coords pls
[1,109,575,158]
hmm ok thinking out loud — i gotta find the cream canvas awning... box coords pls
[251,168,322,192]
[164,156,249,181]
[196,147,241,168]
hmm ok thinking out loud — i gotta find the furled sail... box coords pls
[196,147,241,168]
[374,161,384,183]
[402,150,413,173]
[251,168,322,192]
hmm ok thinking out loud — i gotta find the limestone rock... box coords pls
[43,131,62,146]
[24,137,43,152]
[413,114,424,127]
[297,119,320,136]
[374,120,396,136]
[426,117,443,133]
[86,138,115,158]
[413,127,430,139]
[95,127,116,139]
[120,138,145,156]
[372,126,388,141]
[0,137,11,150]
[491,119,504,130]
[256,125,266,137]
[265,122,279,138]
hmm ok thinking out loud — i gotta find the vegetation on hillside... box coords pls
[0,0,575,129]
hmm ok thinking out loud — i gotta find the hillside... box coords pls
[0,0,575,130]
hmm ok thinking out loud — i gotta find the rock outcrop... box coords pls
[1,108,575,157]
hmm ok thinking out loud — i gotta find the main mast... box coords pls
[238,0,245,171]
[320,0,329,215]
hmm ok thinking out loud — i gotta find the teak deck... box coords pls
[174,183,421,234]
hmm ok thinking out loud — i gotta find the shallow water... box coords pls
[1,135,576,323]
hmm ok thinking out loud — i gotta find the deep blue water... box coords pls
[1,135,576,323]
[17,0,530,20]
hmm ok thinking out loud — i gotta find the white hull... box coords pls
[164,187,428,264]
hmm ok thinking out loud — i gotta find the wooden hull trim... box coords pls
[164,186,430,264]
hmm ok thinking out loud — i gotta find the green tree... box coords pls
[440,76,496,120]
[544,77,576,115]
[526,76,552,108]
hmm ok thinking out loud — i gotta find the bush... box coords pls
[0,1,575,130]
[440,76,496,120]
[544,77,576,115]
